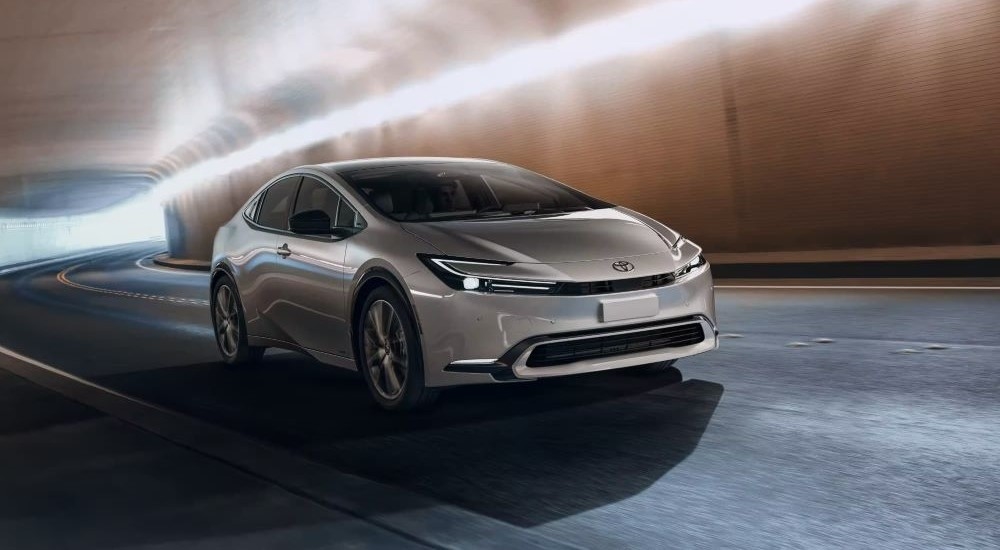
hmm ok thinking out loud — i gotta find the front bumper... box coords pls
[404,263,718,387]
[446,314,717,381]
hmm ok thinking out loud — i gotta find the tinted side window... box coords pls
[257,176,301,230]
[336,199,359,228]
[293,177,340,228]
[243,196,260,220]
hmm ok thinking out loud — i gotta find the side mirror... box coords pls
[289,210,332,235]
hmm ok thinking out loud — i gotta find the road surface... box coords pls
[0,242,997,549]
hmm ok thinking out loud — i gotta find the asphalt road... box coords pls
[0,367,425,550]
[1,242,998,549]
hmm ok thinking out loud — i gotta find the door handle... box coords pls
[277,243,291,258]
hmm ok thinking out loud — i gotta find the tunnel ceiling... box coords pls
[0,0,648,215]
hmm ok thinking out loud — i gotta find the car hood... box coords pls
[401,207,674,264]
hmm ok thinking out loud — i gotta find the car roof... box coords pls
[306,157,502,177]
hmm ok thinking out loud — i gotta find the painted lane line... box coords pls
[57,263,209,306]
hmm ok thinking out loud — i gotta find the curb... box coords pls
[152,253,211,272]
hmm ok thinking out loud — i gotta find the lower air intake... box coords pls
[526,323,706,367]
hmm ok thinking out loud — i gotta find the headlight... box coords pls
[674,254,707,279]
[417,254,558,294]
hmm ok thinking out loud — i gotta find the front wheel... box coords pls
[211,276,265,366]
[357,286,438,411]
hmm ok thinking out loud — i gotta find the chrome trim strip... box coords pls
[491,283,553,290]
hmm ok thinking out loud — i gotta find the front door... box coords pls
[267,176,354,357]
[250,175,300,343]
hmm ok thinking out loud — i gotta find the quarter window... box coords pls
[336,197,362,228]
[243,196,260,220]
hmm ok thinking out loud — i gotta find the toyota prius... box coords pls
[211,158,718,410]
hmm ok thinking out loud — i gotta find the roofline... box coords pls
[306,156,504,176]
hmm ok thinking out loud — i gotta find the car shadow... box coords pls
[96,352,724,527]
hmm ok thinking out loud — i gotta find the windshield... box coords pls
[340,162,612,222]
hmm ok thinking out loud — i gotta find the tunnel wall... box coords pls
[0,211,162,266]
[0,219,82,266]
[166,0,1000,261]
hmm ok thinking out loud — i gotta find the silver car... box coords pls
[211,158,718,410]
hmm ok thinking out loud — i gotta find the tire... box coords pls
[356,285,438,411]
[626,360,680,378]
[211,275,265,366]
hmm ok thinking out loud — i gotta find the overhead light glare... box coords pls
[151,0,820,203]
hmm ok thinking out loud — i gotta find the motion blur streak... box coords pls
[150,0,824,203]
[154,0,429,155]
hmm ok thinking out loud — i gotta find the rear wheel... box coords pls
[357,286,438,411]
[211,276,265,366]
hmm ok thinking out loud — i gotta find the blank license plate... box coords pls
[600,294,659,323]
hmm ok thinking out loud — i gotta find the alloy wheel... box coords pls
[363,299,408,400]
[214,284,240,357]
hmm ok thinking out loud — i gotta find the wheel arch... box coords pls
[349,267,423,362]
[211,261,236,289]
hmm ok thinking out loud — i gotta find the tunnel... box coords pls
[0,1,998,548]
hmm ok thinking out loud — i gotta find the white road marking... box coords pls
[57,263,209,306]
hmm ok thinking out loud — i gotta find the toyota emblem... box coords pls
[612,260,635,272]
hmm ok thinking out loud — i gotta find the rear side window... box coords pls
[257,176,301,230]
[243,196,260,220]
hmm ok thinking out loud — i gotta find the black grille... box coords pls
[554,272,675,295]
[526,323,705,367]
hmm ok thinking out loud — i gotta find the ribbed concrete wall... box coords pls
[167,0,1000,260]
[0,202,162,266]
